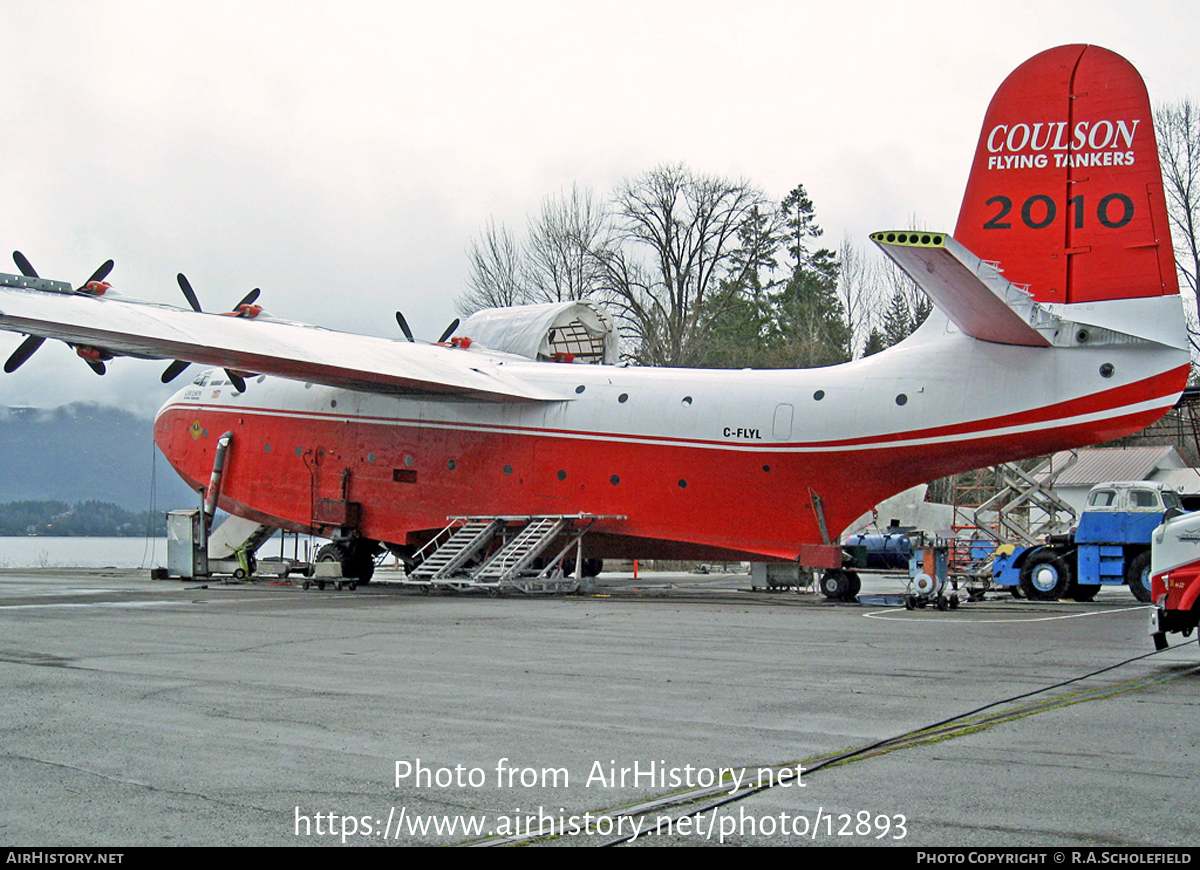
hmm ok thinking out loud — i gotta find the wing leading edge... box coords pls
[0,276,567,402]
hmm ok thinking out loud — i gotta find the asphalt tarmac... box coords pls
[0,566,1196,848]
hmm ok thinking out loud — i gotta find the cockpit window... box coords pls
[1088,489,1117,507]
[192,373,209,386]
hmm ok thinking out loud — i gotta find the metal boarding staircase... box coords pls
[404,514,621,593]
[407,518,505,582]
[947,454,1079,591]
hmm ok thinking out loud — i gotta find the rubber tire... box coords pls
[820,569,858,602]
[820,569,850,600]
[1019,551,1072,601]
[314,542,375,584]
[1126,551,1152,603]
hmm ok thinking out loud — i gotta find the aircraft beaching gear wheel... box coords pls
[1019,551,1072,601]
[820,569,860,602]
[1126,551,1152,603]
[314,542,376,584]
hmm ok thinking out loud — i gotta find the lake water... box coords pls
[0,537,170,569]
[0,533,323,569]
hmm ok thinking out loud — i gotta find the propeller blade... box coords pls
[225,370,246,393]
[83,259,114,286]
[84,358,106,376]
[4,335,45,373]
[12,251,37,278]
[161,359,191,384]
[437,318,460,344]
[236,288,261,308]
[177,273,202,312]
[395,311,415,342]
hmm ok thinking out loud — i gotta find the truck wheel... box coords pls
[1020,551,1072,601]
[1126,551,1152,603]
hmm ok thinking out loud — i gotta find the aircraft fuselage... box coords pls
[153,300,1189,561]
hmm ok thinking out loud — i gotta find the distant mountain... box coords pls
[0,403,198,511]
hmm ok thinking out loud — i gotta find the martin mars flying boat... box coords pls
[0,45,1188,596]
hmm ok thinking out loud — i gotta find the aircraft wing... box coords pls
[0,275,568,402]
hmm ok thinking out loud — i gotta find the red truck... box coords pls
[1149,509,1200,650]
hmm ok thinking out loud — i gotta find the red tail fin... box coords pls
[954,45,1177,304]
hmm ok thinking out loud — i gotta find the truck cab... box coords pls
[993,481,1184,602]
[1149,509,1200,650]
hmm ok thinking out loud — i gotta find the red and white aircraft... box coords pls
[0,45,1188,588]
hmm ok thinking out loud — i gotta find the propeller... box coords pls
[177,272,202,313]
[395,311,459,344]
[4,252,116,374]
[160,274,261,392]
[13,250,37,278]
[395,311,415,342]
[4,335,45,373]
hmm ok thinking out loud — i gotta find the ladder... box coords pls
[474,517,568,586]
[408,518,504,582]
[404,514,622,593]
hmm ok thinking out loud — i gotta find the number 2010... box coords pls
[984,193,1135,230]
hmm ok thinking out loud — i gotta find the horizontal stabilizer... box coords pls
[871,231,1054,347]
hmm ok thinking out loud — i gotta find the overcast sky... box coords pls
[1,0,1197,416]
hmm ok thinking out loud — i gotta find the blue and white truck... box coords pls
[991,481,1185,602]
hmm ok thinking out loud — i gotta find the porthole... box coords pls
[1100,363,1115,378]
[610,474,620,485]
[813,390,825,401]
[678,479,687,489]
[618,393,628,403]
[575,385,586,394]
[896,394,908,406]
[503,464,513,475]
[557,469,567,481]
[447,459,457,470]
[681,396,693,405]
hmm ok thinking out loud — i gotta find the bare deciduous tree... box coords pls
[457,218,526,315]
[525,184,611,304]
[598,163,774,366]
[1157,99,1200,352]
